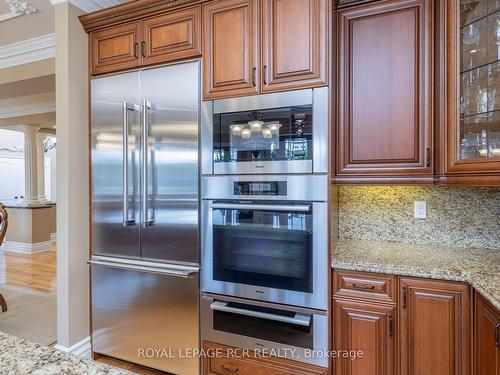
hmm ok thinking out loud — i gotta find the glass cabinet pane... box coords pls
[460,0,500,160]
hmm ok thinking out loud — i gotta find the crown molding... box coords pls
[50,0,127,13]
[0,0,37,22]
[0,33,55,69]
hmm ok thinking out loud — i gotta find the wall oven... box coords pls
[201,175,328,310]
[202,294,328,367]
[201,88,328,175]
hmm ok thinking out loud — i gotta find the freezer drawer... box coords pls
[91,261,200,375]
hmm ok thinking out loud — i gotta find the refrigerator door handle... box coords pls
[123,102,138,227]
[88,258,199,278]
[141,99,154,228]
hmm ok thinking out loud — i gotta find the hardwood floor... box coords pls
[0,246,56,293]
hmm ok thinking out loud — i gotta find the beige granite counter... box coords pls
[0,331,132,374]
[332,239,500,311]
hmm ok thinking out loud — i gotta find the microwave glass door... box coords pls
[212,203,313,292]
[213,105,313,164]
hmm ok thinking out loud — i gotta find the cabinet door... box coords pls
[261,0,328,93]
[444,0,500,177]
[202,0,259,99]
[90,22,141,75]
[400,278,471,375]
[336,0,433,178]
[142,6,201,66]
[333,299,396,375]
[474,291,500,375]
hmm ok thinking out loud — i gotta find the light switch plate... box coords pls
[414,201,427,219]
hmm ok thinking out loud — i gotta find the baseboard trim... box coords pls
[50,233,57,244]
[2,240,52,254]
[54,336,91,358]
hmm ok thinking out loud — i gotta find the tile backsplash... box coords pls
[339,186,500,249]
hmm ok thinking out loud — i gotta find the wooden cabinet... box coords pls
[333,299,397,375]
[202,0,328,99]
[442,0,500,183]
[91,22,141,75]
[335,0,434,183]
[142,6,201,67]
[261,0,328,93]
[333,270,473,375]
[203,341,328,375]
[400,277,471,375]
[474,291,500,375]
[202,0,260,99]
[89,6,201,75]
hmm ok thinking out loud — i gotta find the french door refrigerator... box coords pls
[89,60,200,375]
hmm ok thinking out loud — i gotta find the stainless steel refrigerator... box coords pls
[89,60,200,375]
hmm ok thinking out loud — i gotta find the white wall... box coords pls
[0,129,25,201]
[55,1,90,350]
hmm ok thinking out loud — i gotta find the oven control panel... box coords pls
[234,181,287,196]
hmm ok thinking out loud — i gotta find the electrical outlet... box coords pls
[414,201,427,219]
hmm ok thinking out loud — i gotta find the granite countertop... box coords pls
[0,332,132,375]
[332,239,500,310]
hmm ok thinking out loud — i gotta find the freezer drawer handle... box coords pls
[141,99,154,227]
[122,102,138,227]
[210,203,311,212]
[210,301,311,327]
[88,259,198,278]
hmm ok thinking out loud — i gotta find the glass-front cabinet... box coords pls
[447,0,500,175]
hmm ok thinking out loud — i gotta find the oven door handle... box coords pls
[210,301,311,327]
[209,203,311,212]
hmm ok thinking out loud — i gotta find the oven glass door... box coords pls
[212,202,313,293]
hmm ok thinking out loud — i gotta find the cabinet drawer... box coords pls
[204,342,327,375]
[333,270,397,304]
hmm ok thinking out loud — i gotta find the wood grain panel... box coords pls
[400,277,471,375]
[474,291,500,375]
[142,6,201,66]
[333,270,397,304]
[202,0,259,99]
[336,0,433,176]
[333,299,396,375]
[91,22,141,75]
[203,341,328,375]
[261,0,328,92]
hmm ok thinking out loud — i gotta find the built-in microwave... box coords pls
[202,294,328,368]
[201,175,328,310]
[201,88,328,175]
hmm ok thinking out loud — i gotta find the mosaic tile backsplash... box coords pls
[339,186,500,249]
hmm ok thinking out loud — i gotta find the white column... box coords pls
[22,126,40,205]
[37,132,48,202]
[55,1,90,353]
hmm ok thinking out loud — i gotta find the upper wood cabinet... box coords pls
[333,298,397,375]
[91,22,142,75]
[474,291,500,375]
[261,0,328,93]
[443,0,500,181]
[335,0,434,182]
[89,6,201,75]
[142,6,201,67]
[202,0,260,99]
[203,0,328,99]
[400,277,471,375]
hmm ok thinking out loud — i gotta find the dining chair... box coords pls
[0,203,8,312]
